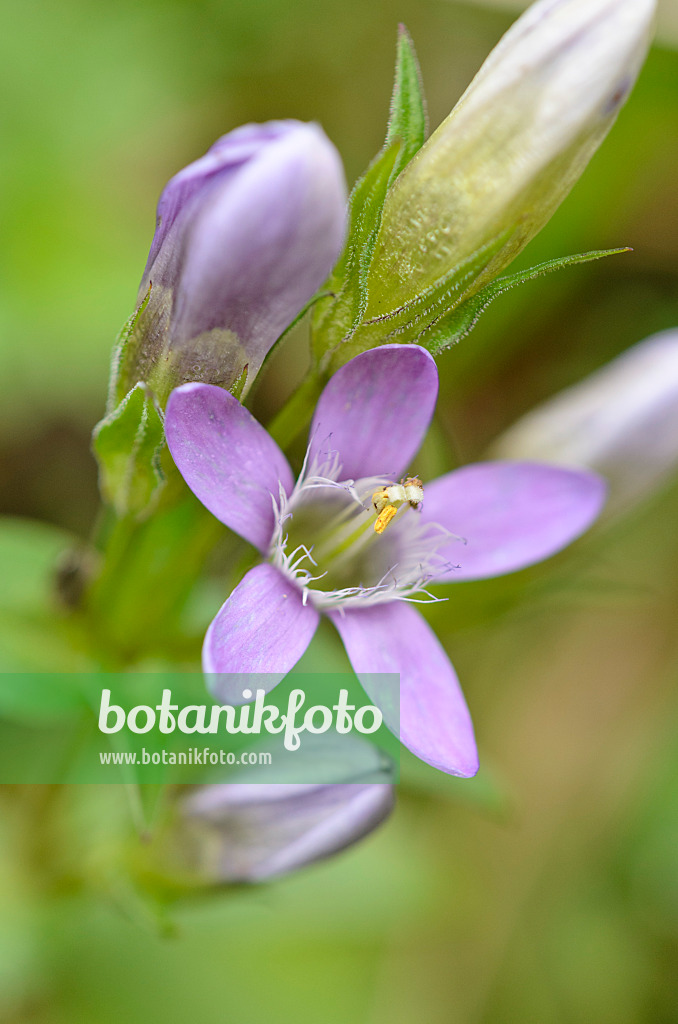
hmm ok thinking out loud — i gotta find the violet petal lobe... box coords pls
[165,382,294,552]
[170,123,347,374]
[203,564,319,702]
[308,345,439,479]
[182,782,395,882]
[330,602,479,777]
[423,461,607,582]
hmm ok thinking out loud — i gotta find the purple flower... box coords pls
[121,121,347,399]
[491,329,678,516]
[165,345,606,776]
[178,781,395,883]
[172,734,395,882]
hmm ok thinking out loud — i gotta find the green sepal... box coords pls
[324,233,509,371]
[311,142,402,360]
[385,24,427,186]
[228,362,249,401]
[106,285,153,412]
[311,28,428,364]
[418,247,632,356]
[92,382,166,518]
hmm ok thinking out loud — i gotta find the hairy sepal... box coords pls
[418,247,631,356]
[92,382,166,518]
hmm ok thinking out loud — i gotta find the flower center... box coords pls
[270,450,456,610]
[372,476,424,534]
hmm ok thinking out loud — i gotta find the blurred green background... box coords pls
[1,0,678,1021]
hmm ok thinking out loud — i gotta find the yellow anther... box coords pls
[374,504,398,534]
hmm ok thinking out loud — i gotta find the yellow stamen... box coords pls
[374,504,398,534]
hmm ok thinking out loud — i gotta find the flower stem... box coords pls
[81,478,223,664]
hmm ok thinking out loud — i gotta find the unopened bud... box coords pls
[364,0,656,322]
[114,121,347,406]
[490,330,678,514]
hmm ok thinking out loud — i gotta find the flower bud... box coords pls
[363,0,656,321]
[175,781,395,883]
[143,733,395,885]
[490,330,678,514]
[115,121,347,405]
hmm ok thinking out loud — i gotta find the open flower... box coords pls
[165,346,606,776]
[116,121,347,403]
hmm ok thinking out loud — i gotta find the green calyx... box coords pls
[310,26,632,378]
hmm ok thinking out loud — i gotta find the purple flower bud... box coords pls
[177,782,395,883]
[140,123,295,296]
[120,121,347,403]
[490,329,678,515]
[152,734,395,885]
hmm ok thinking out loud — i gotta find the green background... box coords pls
[0,672,400,784]
[1,0,678,1020]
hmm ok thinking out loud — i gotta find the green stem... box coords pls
[83,480,223,664]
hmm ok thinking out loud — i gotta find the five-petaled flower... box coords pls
[165,345,606,776]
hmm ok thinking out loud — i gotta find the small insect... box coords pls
[372,475,424,534]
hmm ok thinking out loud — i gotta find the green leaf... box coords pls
[92,382,166,518]
[419,247,631,355]
[311,28,428,364]
[385,24,427,185]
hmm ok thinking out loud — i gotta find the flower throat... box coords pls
[270,452,453,610]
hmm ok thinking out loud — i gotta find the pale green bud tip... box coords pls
[366,0,657,318]
[490,329,678,515]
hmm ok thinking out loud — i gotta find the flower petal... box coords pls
[329,601,478,777]
[165,382,294,552]
[308,345,439,480]
[203,565,319,703]
[141,123,294,294]
[423,461,607,581]
[181,781,395,882]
